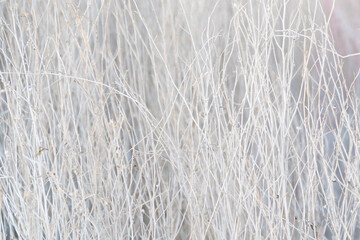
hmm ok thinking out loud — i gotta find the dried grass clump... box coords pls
[0,0,359,239]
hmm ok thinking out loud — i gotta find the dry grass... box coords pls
[0,0,359,239]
